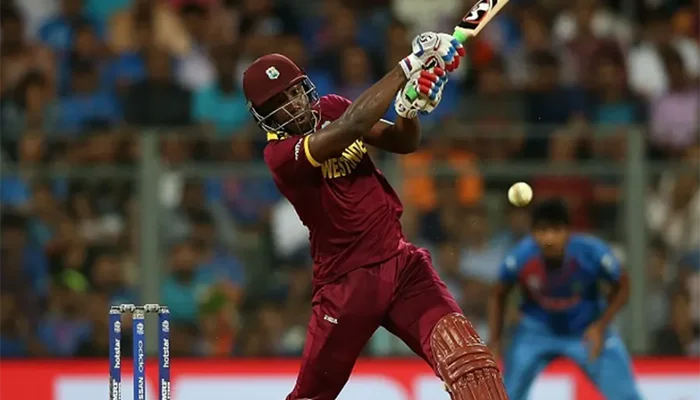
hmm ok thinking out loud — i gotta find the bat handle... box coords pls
[405,29,469,101]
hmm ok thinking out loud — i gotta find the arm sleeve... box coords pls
[498,253,520,284]
[591,239,622,283]
[264,136,319,183]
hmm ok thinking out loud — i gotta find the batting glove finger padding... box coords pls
[394,67,448,118]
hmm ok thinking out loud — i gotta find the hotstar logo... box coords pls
[113,339,121,369]
[162,338,170,368]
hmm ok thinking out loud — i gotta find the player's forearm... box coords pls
[365,116,421,154]
[598,273,630,327]
[308,67,407,161]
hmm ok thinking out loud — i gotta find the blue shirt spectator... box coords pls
[36,313,91,356]
[38,0,104,51]
[162,265,216,323]
[0,177,30,208]
[36,272,92,356]
[110,52,148,87]
[57,60,121,134]
[57,23,126,95]
[162,241,217,323]
[205,178,280,226]
[195,45,250,136]
[192,83,249,136]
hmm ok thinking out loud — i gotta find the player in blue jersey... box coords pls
[488,198,642,400]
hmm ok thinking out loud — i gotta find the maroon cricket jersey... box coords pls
[263,94,405,286]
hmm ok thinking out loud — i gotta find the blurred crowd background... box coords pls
[0,0,698,360]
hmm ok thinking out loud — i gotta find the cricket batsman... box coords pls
[489,198,642,400]
[242,32,508,400]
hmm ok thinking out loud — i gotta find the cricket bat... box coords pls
[406,0,511,100]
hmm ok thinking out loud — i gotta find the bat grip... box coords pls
[405,29,469,101]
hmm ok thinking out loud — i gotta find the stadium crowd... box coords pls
[0,0,698,359]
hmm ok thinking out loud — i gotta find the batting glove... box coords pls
[394,67,448,119]
[398,32,465,79]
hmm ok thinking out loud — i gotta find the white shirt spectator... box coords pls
[176,46,216,91]
[14,0,58,39]
[627,39,700,98]
[391,0,461,38]
[553,8,633,46]
[271,199,309,259]
[650,89,699,149]
[647,172,700,254]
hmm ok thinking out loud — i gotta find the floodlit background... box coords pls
[0,1,698,396]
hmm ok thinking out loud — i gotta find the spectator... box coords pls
[0,72,59,146]
[38,0,104,51]
[176,3,216,91]
[75,291,112,357]
[1,129,52,212]
[434,241,465,304]
[283,35,335,95]
[532,135,595,231]
[205,159,281,232]
[553,0,632,48]
[237,0,297,37]
[458,205,507,338]
[192,44,250,136]
[88,248,134,305]
[27,181,63,250]
[504,5,552,88]
[492,204,532,250]
[109,0,192,56]
[56,59,121,134]
[0,293,30,357]
[58,22,113,95]
[36,271,92,356]
[0,6,55,95]
[402,137,483,245]
[190,210,246,298]
[653,288,689,355]
[647,152,700,254]
[67,190,124,244]
[558,0,623,87]
[521,51,587,159]
[391,0,460,37]
[162,241,215,323]
[164,179,236,247]
[649,46,700,157]
[587,51,645,232]
[627,8,700,98]
[14,0,59,39]
[382,18,410,73]
[647,239,674,336]
[124,47,192,126]
[311,5,360,86]
[0,213,47,333]
[197,294,237,356]
[337,45,373,100]
[461,57,525,163]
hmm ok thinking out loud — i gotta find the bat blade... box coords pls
[453,0,510,42]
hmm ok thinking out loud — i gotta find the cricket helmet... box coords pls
[242,53,319,136]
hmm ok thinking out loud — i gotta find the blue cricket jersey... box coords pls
[498,233,622,335]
